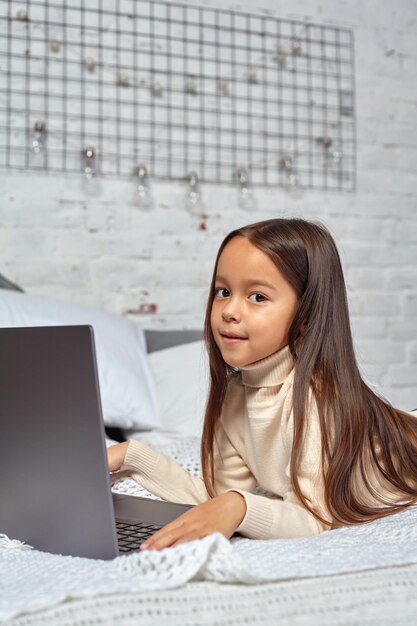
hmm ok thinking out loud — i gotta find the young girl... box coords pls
[108,218,417,550]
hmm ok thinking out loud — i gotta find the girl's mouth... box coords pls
[220,332,248,344]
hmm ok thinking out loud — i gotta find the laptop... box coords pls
[0,325,192,560]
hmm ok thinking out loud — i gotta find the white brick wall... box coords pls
[0,0,416,410]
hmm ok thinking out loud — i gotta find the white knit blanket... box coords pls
[2,436,417,623]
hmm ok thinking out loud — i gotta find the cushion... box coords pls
[148,341,209,437]
[0,290,159,430]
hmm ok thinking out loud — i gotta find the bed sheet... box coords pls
[4,564,417,626]
[2,434,417,626]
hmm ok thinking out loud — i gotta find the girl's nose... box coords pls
[221,299,241,323]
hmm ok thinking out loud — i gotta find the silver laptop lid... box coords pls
[0,325,119,559]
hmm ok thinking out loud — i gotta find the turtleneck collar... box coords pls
[238,345,294,388]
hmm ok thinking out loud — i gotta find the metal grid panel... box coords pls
[0,0,356,190]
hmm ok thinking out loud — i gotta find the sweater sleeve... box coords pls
[121,439,208,505]
[231,401,332,539]
[121,419,257,506]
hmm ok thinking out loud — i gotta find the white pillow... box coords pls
[148,341,209,437]
[0,290,159,430]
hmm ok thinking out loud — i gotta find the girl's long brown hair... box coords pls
[201,218,417,527]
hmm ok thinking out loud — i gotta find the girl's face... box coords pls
[210,236,298,368]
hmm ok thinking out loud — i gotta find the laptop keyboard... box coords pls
[116,520,162,553]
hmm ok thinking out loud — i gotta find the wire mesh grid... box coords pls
[0,0,356,190]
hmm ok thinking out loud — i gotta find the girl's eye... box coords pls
[249,293,267,303]
[215,288,230,298]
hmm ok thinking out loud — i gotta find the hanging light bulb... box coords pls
[81,146,101,195]
[274,49,286,65]
[82,146,96,179]
[316,137,343,177]
[235,167,256,211]
[185,171,203,213]
[292,39,302,55]
[31,120,47,154]
[279,155,298,188]
[16,8,28,21]
[134,164,153,209]
[84,57,96,72]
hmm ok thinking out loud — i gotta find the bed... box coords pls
[1,287,417,626]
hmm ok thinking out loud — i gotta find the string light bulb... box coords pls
[235,167,256,210]
[185,171,203,213]
[31,120,47,154]
[134,164,153,209]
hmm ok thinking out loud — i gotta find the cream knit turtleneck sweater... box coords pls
[122,346,331,539]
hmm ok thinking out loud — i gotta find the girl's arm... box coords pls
[112,438,209,504]
[227,487,329,539]
[107,424,257,506]
[107,436,251,549]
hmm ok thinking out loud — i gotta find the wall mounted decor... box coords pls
[0,0,356,190]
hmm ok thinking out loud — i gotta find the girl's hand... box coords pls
[140,491,247,550]
[107,441,129,472]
